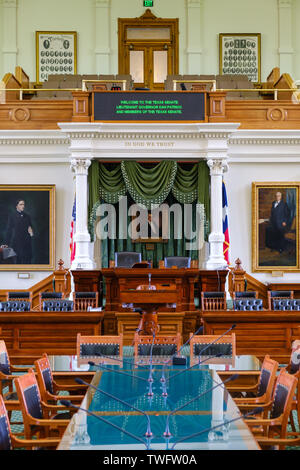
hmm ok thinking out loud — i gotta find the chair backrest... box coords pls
[0,301,31,312]
[134,334,181,363]
[288,340,300,374]
[14,370,43,438]
[42,300,73,312]
[201,291,226,310]
[268,290,293,310]
[39,291,64,310]
[164,256,191,269]
[189,333,236,366]
[233,298,263,311]
[256,355,279,400]
[269,370,297,433]
[7,291,32,305]
[74,292,98,311]
[233,291,258,299]
[0,395,12,450]
[0,340,11,375]
[34,353,55,401]
[115,252,141,268]
[77,333,123,366]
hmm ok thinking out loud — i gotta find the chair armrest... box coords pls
[257,433,300,448]
[41,401,71,412]
[11,434,60,449]
[226,384,259,392]
[10,365,32,373]
[236,401,273,410]
[244,417,281,427]
[46,392,84,403]
[28,416,70,428]
[53,382,87,392]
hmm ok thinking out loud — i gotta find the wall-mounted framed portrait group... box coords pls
[219,33,261,84]
[0,185,55,271]
[36,31,77,84]
[252,182,300,272]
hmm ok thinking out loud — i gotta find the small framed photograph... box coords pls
[0,185,55,271]
[252,182,300,272]
[36,31,77,83]
[219,33,261,83]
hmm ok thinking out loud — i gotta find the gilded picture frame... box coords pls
[219,33,261,84]
[252,182,300,272]
[36,31,77,84]
[0,185,55,271]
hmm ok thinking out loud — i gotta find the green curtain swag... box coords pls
[121,160,177,209]
[88,160,210,241]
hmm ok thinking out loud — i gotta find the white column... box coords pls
[2,0,18,73]
[71,158,95,270]
[95,0,111,74]
[278,0,294,75]
[205,158,228,270]
[186,0,203,74]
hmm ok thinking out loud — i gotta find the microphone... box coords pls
[160,325,204,383]
[171,407,264,449]
[87,361,149,383]
[147,331,156,387]
[163,374,238,437]
[75,378,152,437]
[167,353,223,382]
[60,399,149,449]
[92,351,150,371]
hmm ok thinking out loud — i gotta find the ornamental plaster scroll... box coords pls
[70,158,92,175]
[207,159,228,175]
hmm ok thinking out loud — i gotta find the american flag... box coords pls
[70,196,76,263]
[222,181,230,264]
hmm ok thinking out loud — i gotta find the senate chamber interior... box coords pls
[1,0,300,454]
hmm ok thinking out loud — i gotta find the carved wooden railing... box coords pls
[229,258,268,308]
[0,259,71,309]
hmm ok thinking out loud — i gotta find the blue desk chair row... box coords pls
[0,301,30,312]
[233,299,263,311]
[43,300,73,312]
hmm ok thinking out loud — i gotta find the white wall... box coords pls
[0,161,73,289]
[225,160,300,284]
[0,0,298,83]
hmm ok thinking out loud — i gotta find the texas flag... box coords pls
[70,196,76,264]
[222,181,230,264]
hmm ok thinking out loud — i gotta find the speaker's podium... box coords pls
[71,267,228,344]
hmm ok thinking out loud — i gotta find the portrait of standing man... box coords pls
[5,199,34,264]
[265,191,290,253]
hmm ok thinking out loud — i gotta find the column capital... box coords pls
[95,0,110,7]
[187,0,202,7]
[2,0,17,7]
[207,159,228,175]
[278,0,292,7]
[71,158,91,175]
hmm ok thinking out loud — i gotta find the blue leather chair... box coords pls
[164,256,191,268]
[115,252,141,268]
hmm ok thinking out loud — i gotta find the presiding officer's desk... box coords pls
[57,353,260,450]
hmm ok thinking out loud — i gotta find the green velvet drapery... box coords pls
[88,160,210,267]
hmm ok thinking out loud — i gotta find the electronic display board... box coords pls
[92,92,206,122]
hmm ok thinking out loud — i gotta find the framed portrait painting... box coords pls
[252,182,300,272]
[0,185,55,271]
[36,31,77,84]
[219,33,261,84]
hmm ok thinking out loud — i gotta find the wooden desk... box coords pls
[202,310,300,363]
[0,311,103,361]
[102,268,199,312]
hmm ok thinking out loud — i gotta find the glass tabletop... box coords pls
[57,354,260,451]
